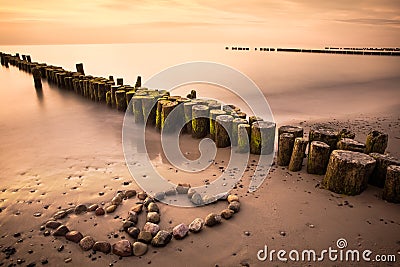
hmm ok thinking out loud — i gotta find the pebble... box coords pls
[154,191,166,200]
[176,185,190,194]
[127,211,139,224]
[95,207,105,216]
[53,225,69,236]
[65,231,83,243]
[165,188,176,196]
[99,192,105,196]
[189,218,204,233]
[187,188,196,199]
[33,212,42,217]
[111,196,122,206]
[220,209,234,219]
[227,194,239,203]
[279,231,286,237]
[43,230,51,236]
[106,205,117,213]
[125,190,136,198]
[244,231,251,236]
[123,221,135,230]
[126,227,140,239]
[87,204,99,212]
[64,258,72,263]
[93,241,111,254]
[131,204,143,213]
[137,231,153,244]
[228,201,240,213]
[151,230,172,247]
[112,240,132,257]
[147,212,160,224]
[173,223,189,239]
[57,245,64,252]
[137,192,147,200]
[148,202,159,213]
[13,232,21,238]
[191,193,203,205]
[143,196,154,207]
[79,236,95,251]
[53,210,67,220]
[205,213,222,227]
[74,204,87,214]
[133,242,148,256]
[143,222,160,236]
[202,195,217,204]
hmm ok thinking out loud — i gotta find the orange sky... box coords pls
[0,0,399,46]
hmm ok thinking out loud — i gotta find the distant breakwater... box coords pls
[226,46,400,56]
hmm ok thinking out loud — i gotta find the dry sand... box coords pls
[0,64,400,267]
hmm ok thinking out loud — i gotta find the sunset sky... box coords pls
[0,0,399,46]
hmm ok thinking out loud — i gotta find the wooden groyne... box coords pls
[225,46,400,56]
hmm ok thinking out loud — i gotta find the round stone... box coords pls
[143,222,160,236]
[205,213,222,227]
[228,201,240,213]
[189,218,204,233]
[173,223,189,239]
[227,194,239,203]
[79,236,95,251]
[147,212,160,224]
[65,231,83,243]
[95,207,105,216]
[93,241,111,254]
[220,209,234,219]
[112,240,132,257]
[133,242,148,256]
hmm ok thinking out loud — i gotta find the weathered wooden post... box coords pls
[337,138,365,153]
[183,102,195,134]
[233,112,247,119]
[209,109,227,141]
[125,91,135,107]
[383,165,400,203]
[288,138,308,171]
[161,101,179,133]
[142,96,158,126]
[365,130,388,154]
[237,124,251,153]
[97,82,106,102]
[277,133,295,166]
[208,103,222,111]
[109,75,114,81]
[232,118,248,146]
[250,121,276,155]
[117,78,123,86]
[187,90,196,99]
[135,76,141,88]
[323,150,376,195]
[192,105,210,138]
[309,126,338,152]
[131,95,145,123]
[278,125,304,138]
[215,115,234,148]
[156,99,171,131]
[26,55,31,63]
[369,153,400,187]
[337,128,355,140]
[115,90,127,111]
[248,116,263,126]
[76,63,85,75]
[110,85,120,108]
[31,67,42,89]
[307,141,330,174]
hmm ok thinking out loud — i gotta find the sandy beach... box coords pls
[1,47,400,267]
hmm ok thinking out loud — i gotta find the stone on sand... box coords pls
[45,221,61,229]
[227,194,239,203]
[65,231,83,243]
[147,212,160,224]
[93,241,111,254]
[53,225,69,236]
[112,240,133,257]
[133,242,148,256]
[151,230,172,247]
[143,222,160,236]
[189,218,204,233]
[220,209,234,219]
[205,213,222,227]
[79,236,95,251]
[173,223,189,239]
[228,201,240,213]
[147,202,159,213]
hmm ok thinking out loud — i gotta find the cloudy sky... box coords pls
[0,0,399,46]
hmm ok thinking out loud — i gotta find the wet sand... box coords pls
[1,55,400,266]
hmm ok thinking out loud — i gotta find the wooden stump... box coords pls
[323,150,376,195]
[116,78,123,86]
[232,118,248,146]
[175,98,190,133]
[289,138,308,172]
[309,126,338,152]
[307,141,330,175]
[183,102,195,134]
[383,165,400,203]
[97,82,106,102]
[365,130,388,154]
[110,85,120,108]
[125,91,135,108]
[277,133,295,166]
[156,100,171,131]
[337,138,365,153]
[130,95,144,123]
[248,116,263,126]
[31,67,42,89]
[215,115,234,148]
[208,103,222,111]
[237,124,251,153]
[135,76,141,88]
[278,125,304,138]
[161,101,179,133]
[192,105,210,139]
[250,121,276,155]
[142,96,158,126]
[209,110,227,141]
[106,91,112,106]
[369,153,400,188]
[337,128,355,140]
[115,90,127,111]
[76,63,85,75]
[187,89,196,99]
[233,112,247,119]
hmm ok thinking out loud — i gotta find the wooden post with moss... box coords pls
[323,150,376,195]
[383,165,400,203]
[116,78,123,86]
[215,115,234,148]
[135,76,142,88]
[209,110,227,141]
[192,105,210,138]
[97,82,106,102]
[232,118,248,146]
[76,63,85,75]
[307,141,330,175]
[183,102,195,134]
[110,85,120,108]
[161,101,179,133]
[249,116,263,126]
[288,138,308,171]
[31,67,42,89]
[156,99,171,131]
[278,125,304,138]
[277,133,295,166]
[130,95,145,123]
[368,153,400,188]
[115,90,127,111]
[142,96,158,126]
[237,124,251,153]
[337,138,365,153]
[365,130,388,154]
[125,91,135,108]
[250,121,276,155]
[309,127,338,153]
